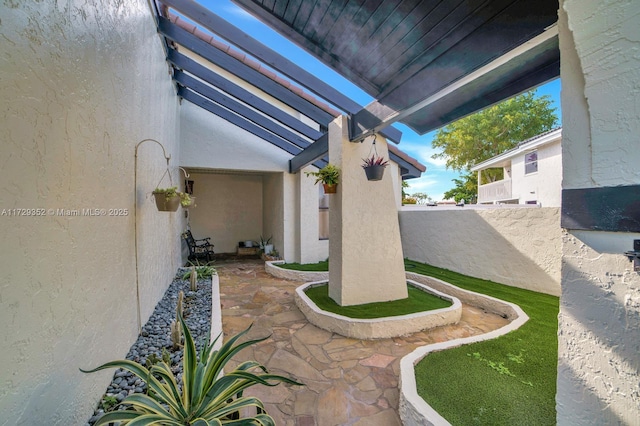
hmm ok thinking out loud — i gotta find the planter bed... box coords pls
[85,270,217,425]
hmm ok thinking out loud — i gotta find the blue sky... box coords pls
[200,0,562,201]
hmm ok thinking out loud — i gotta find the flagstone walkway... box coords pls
[218,260,509,426]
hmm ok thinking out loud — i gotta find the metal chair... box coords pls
[182,230,215,262]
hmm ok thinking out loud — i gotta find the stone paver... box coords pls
[218,260,509,426]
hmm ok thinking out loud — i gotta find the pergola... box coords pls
[152,0,558,176]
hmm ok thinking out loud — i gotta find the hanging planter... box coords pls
[153,187,181,212]
[180,193,195,209]
[305,163,340,194]
[363,164,386,181]
[361,135,389,181]
[362,155,389,181]
[322,183,337,194]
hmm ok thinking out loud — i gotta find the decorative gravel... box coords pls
[86,269,212,425]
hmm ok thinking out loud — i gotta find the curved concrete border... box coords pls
[266,261,530,424]
[265,260,329,281]
[294,280,462,340]
[399,273,529,426]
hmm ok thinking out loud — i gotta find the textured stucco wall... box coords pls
[297,167,329,264]
[328,117,408,305]
[0,1,182,424]
[188,173,263,253]
[558,1,640,424]
[180,102,292,172]
[263,172,285,259]
[400,208,561,295]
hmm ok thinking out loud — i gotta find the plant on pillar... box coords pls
[305,163,340,194]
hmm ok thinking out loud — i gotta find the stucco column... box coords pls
[557,1,640,424]
[328,115,408,306]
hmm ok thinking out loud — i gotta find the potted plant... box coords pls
[152,186,181,212]
[80,317,302,425]
[180,192,195,209]
[362,154,389,181]
[259,235,273,255]
[306,163,340,194]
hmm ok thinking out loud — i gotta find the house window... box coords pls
[525,150,538,174]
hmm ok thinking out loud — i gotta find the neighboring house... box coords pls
[470,128,562,206]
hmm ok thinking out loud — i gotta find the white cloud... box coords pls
[223,5,258,20]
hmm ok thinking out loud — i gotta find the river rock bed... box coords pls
[86,270,212,425]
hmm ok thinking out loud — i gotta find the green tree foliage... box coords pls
[432,91,558,201]
[443,172,477,203]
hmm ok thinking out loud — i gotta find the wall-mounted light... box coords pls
[624,239,640,272]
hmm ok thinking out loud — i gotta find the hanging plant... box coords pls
[152,186,181,212]
[362,135,389,181]
[305,163,340,194]
[180,192,195,209]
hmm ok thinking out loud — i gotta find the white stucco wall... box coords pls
[400,208,561,296]
[180,102,293,172]
[511,140,562,207]
[558,1,640,424]
[297,167,330,264]
[0,1,182,424]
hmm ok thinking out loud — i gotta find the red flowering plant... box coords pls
[361,154,389,168]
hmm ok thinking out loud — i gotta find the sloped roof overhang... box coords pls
[154,0,427,176]
[231,0,560,140]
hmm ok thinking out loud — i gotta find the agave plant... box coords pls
[81,317,302,425]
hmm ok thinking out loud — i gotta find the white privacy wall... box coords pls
[0,1,182,425]
[558,1,640,424]
[400,208,561,296]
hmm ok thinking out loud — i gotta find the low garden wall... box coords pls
[399,207,561,296]
[294,280,462,339]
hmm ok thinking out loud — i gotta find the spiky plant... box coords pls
[81,318,302,425]
[190,267,198,292]
[361,154,389,168]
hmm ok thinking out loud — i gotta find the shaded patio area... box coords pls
[217,260,510,425]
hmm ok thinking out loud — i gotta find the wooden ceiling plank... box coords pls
[233,0,382,94]
[320,0,367,52]
[263,0,276,12]
[349,0,426,78]
[315,0,351,46]
[301,0,333,42]
[373,0,492,87]
[331,0,394,62]
[282,0,303,25]
[378,0,557,106]
[272,0,289,17]
[292,0,318,31]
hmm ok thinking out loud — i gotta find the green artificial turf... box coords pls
[404,260,559,426]
[278,259,329,271]
[304,283,452,319]
[283,258,559,425]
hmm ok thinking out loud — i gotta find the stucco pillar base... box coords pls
[327,116,408,306]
